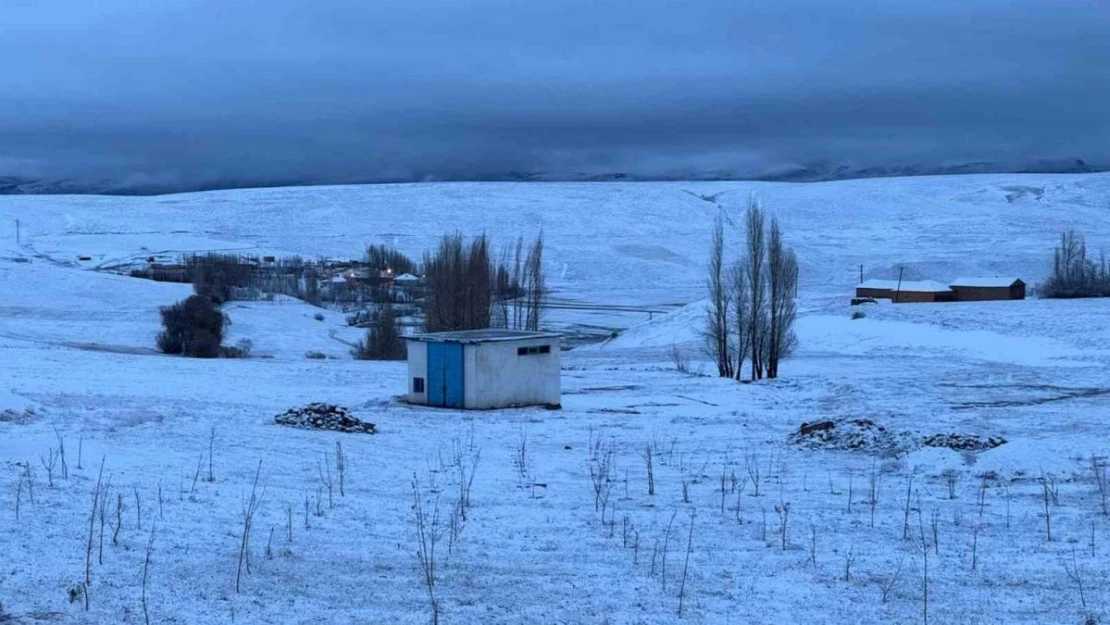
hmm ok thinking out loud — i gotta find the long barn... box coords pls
[950,277,1026,301]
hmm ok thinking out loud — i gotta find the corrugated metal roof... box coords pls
[858,279,900,289]
[950,277,1022,288]
[895,280,953,293]
[405,329,561,344]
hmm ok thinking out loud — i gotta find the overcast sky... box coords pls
[2,0,1109,188]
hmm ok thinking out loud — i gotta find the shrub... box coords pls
[156,295,228,358]
[851,311,866,320]
[305,351,327,360]
[222,338,254,359]
[351,304,405,360]
[313,312,325,322]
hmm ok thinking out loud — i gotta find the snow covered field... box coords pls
[1,174,1110,624]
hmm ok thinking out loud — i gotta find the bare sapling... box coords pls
[760,506,768,543]
[319,453,335,509]
[157,481,164,520]
[720,465,728,513]
[22,464,35,504]
[112,493,123,546]
[878,554,905,603]
[843,543,856,582]
[809,522,817,567]
[265,527,274,560]
[515,426,530,484]
[1004,482,1012,530]
[141,522,156,625]
[943,469,958,500]
[970,521,980,571]
[678,512,695,616]
[235,460,264,593]
[734,475,749,524]
[682,480,689,504]
[286,503,294,543]
[745,452,762,497]
[41,447,58,488]
[134,487,142,530]
[335,441,346,498]
[902,475,914,540]
[643,444,655,496]
[1090,520,1097,558]
[661,509,678,590]
[930,508,939,556]
[53,427,68,480]
[1041,474,1053,542]
[1092,456,1108,516]
[84,459,105,605]
[774,502,790,551]
[918,507,930,625]
[303,494,310,529]
[77,436,83,470]
[868,463,879,528]
[1063,546,1088,612]
[207,427,216,483]
[453,437,480,521]
[589,442,614,512]
[97,480,111,564]
[977,476,988,518]
[847,471,854,513]
[412,473,444,625]
[190,454,203,493]
[15,471,24,520]
[315,487,324,517]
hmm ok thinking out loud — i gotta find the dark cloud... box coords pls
[1,0,1108,190]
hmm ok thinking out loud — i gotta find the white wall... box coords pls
[405,340,427,404]
[464,338,560,409]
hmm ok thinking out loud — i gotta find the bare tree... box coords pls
[522,232,545,331]
[765,218,798,379]
[704,215,734,378]
[744,199,767,381]
[731,260,750,381]
[423,233,494,332]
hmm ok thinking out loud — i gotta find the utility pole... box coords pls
[859,264,863,284]
[14,219,19,245]
[895,266,905,303]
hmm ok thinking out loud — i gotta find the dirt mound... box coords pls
[274,403,376,434]
[790,419,1004,456]
[922,433,1006,451]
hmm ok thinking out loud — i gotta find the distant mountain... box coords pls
[0,159,1102,196]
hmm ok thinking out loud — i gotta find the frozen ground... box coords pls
[1,174,1110,624]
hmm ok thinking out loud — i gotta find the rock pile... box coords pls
[789,419,1005,456]
[922,433,1006,451]
[790,418,917,456]
[274,403,376,434]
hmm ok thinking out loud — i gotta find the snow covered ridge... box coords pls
[0,174,1110,623]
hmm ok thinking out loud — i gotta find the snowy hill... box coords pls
[1,174,1109,624]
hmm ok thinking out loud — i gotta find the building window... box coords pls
[413,377,425,393]
[517,345,552,356]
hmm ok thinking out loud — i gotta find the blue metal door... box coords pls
[426,342,464,408]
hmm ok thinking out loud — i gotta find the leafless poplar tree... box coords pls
[766,218,798,378]
[704,216,734,378]
[744,199,767,381]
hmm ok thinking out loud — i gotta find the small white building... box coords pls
[404,329,561,409]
